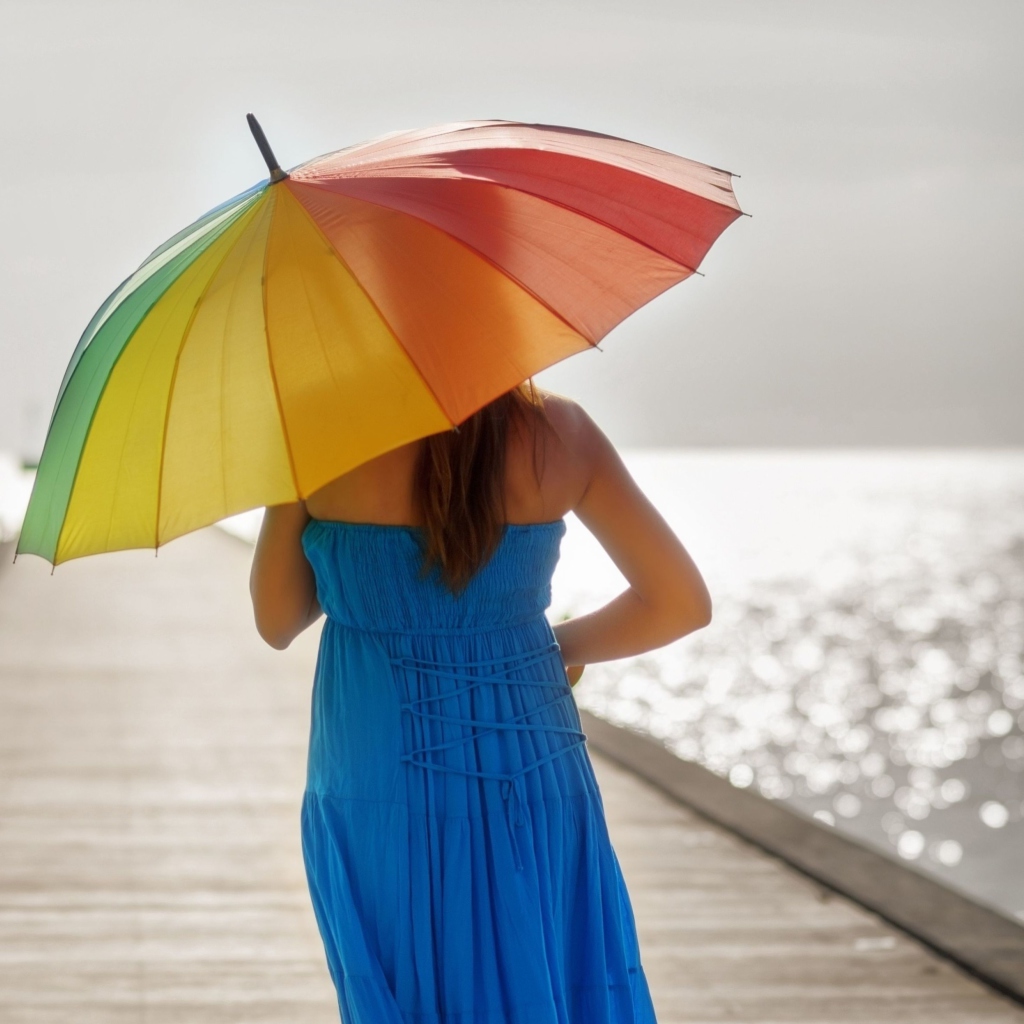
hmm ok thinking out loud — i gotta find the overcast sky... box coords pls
[1,0,1021,455]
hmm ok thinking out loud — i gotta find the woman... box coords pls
[250,383,712,1023]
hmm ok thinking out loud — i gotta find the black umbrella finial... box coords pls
[247,114,288,183]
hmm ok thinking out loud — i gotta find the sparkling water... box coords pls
[552,450,1024,924]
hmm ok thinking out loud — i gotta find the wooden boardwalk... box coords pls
[1,527,1021,1023]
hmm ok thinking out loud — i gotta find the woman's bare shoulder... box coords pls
[535,388,606,461]
[499,388,606,520]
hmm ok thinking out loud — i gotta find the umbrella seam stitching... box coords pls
[261,190,304,500]
[293,179,596,347]
[294,123,740,208]
[154,200,266,551]
[283,182,457,427]
[45,198,260,564]
[51,192,263,427]
[293,177,708,340]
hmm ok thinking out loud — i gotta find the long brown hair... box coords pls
[414,380,547,593]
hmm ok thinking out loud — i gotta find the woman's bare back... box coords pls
[304,391,590,528]
[252,389,711,669]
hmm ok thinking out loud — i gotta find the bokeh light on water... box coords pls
[551,450,1024,922]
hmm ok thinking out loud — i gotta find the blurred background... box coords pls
[2,0,1022,923]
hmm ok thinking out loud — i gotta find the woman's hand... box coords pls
[565,664,585,687]
[249,501,322,649]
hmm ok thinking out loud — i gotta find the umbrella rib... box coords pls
[299,148,739,270]
[283,185,457,427]
[493,180,706,277]
[51,194,262,430]
[295,177,703,342]
[299,124,740,207]
[34,193,268,565]
[102,313,189,556]
[47,205,257,564]
[260,191,303,500]
[290,180,597,352]
[218,227,251,517]
[479,174,707,274]
[40,198,263,562]
[154,204,264,550]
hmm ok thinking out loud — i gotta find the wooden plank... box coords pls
[0,529,338,1023]
[1,527,1022,1022]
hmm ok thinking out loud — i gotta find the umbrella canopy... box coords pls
[19,118,743,565]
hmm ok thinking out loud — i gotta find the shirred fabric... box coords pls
[300,518,657,1023]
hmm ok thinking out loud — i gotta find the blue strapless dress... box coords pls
[300,518,657,1024]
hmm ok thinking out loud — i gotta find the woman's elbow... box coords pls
[252,596,322,650]
[689,594,713,631]
[250,578,314,650]
[669,589,712,637]
[254,614,296,650]
[261,627,295,651]
[251,599,306,650]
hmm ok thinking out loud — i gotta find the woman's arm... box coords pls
[249,502,322,650]
[551,408,712,671]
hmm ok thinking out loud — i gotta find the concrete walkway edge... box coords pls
[580,709,1024,1005]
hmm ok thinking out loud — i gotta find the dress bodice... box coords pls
[301,518,567,633]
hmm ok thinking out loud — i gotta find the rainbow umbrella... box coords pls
[18,117,743,565]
